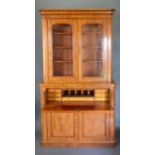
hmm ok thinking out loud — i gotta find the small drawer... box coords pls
[48,89,61,93]
[47,97,62,101]
[95,94,109,98]
[95,89,109,93]
[95,98,109,101]
[47,94,61,97]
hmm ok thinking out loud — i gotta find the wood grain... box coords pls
[40,9,116,147]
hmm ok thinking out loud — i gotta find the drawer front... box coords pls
[47,89,62,101]
[95,89,109,101]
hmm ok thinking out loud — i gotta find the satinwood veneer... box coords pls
[40,9,116,147]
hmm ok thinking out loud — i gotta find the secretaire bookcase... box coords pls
[39,9,116,147]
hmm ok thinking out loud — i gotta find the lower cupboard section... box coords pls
[41,110,115,146]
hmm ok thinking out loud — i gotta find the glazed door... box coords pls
[78,19,108,81]
[48,19,78,81]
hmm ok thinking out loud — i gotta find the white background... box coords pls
[121,0,155,154]
[0,0,155,155]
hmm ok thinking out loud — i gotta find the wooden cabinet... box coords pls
[41,110,115,146]
[40,9,116,147]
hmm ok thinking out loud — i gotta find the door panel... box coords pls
[79,111,115,142]
[47,19,78,81]
[79,112,105,141]
[47,112,77,142]
[78,19,108,81]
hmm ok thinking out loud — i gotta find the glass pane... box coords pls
[52,24,73,76]
[53,62,73,76]
[83,62,103,77]
[53,49,72,61]
[82,24,104,77]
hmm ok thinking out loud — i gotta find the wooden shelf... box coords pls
[54,60,72,63]
[82,47,102,49]
[53,32,72,35]
[53,46,72,49]
[82,33,102,35]
[43,103,113,111]
[83,60,103,62]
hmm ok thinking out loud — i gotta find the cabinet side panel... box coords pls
[109,112,115,141]
[40,86,46,108]
[41,111,47,141]
[110,84,116,109]
[41,16,49,81]
[107,17,112,81]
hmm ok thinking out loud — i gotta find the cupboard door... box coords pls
[78,19,108,81]
[79,112,106,142]
[46,112,78,142]
[79,111,115,142]
[48,19,78,81]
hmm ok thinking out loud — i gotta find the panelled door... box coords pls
[79,111,115,142]
[46,112,78,142]
[78,19,108,81]
[47,19,78,81]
